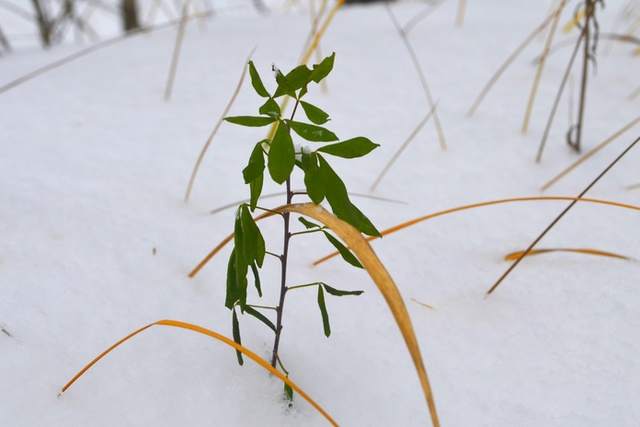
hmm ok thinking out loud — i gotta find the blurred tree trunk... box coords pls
[122,0,140,32]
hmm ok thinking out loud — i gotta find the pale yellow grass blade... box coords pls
[504,247,636,262]
[61,319,338,426]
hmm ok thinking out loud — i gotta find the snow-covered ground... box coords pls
[2,1,639,425]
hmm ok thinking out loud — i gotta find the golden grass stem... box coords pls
[61,319,338,426]
[183,48,255,203]
[487,134,640,295]
[370,103,437,192]
[541,114,640,191]
[467,8,559,117]
[164,0,190,101]
[504,247,636,262]
[521,0,567,135]
[312,196,640,266]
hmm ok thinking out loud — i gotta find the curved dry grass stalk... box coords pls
[370,103,437,192]
[384,2,446,151]
[504,247,637,262]
[183,48,255,202]
[627,183,640,190]
[189,203,440,427]
[541,113,640,191]
[488,134,640,295]
[164,0,191,101]
[629,85,640,100]
[312,196,640,266]
[61,319,338,426]
[0,10,214,95]
[521,0,567,135]
[467,8,560,117]
[411,298,435,310]
[402,0,444,35]
[455,0,466,27]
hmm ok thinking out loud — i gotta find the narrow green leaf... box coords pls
[248,173,263,212]
[249,262,262,297]
[225,116,276,127]
[225,249,239,309]
[322,283,364,296]
[317,137,379,159]
[284,382,294,404]
[259,97,281,119]
[240,205,265,267]
[248,61,270,98]
[285,120,338,142]
[300,101,330,125]
[322,230,363,269]
[233,213,249,307]
[301,152,324,204]
[298,217,321,230]
[232,309,244,365]
[244,305,276,333]
[317,285,331,337]
[268,121,295,184]
[317,155,380,237]
[242,142,266,183]
[273,69,297,98]
[310,52,335,84]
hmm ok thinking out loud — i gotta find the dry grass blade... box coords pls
[467,8,559,117]
[402,1,444,35]
[385,2,446,151]
[629,86,640,100]
[411,298,435,310]
[0,11,214,95]
[184,47,256,203]
[487,134,640,295]
[627,183,640,190]
[504,247,636,262]
[521,0,567,134]
[370,103,437,192]
[542,114,640,191]
[189,203,440,426]
[61,319,338,426]
[455,0,466,27]
[164,0,190,101]
[312,196,640,266]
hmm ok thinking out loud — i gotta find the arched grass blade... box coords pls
[61,319,338,427]
[504,247,636,262]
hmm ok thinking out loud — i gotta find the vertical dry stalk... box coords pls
[164,0,190,101]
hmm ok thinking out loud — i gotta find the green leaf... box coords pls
[225,116,276,127]
[285,120,338,142]
[310,52,335,84]
[244,305,276,333]
[240,205,265,267]
[317,155,381,237]
[248,173,263,212]
[317,137,379,159]
[285,64,313,91]
[284,382,294,404]
[225,249,240,309]
[259,97,281,119]
[268,121,295,184]
[248,61,270,98]
[273,69,297,98]
[300,101,330,125]
[233,214,249,307]
[249,262,262,297]
[232,309,244,365]
[322,283,364,296]
[322,230,363,269]
[298,217,321,229]
[317,285,331,337]
[300,152,324,204]
[242,142,266,183]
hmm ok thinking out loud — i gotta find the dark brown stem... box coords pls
[572,0,596,154]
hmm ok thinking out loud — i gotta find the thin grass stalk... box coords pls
[522,0,567,134]
[542,113,640,191]
[455,0,466,27]
[164,0,190,101]
[370,103,436,191]
[402,1,443,35]
[385,1,446,151]
[0,10,214,95]
[467,8,559,117]
[312,196,640,265]
[183,48,255,202]
[627,183,640,190]
[61,319,338,426]
[504,247,636,262]
[628,85,640,100]
[536,28,586,162]
[487,134,640,295]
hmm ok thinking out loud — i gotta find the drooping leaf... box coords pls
[225,116,276,127]
[322,283,364,296]
[273,69,297,98]
[225,249,240,309]
[243,142,266,183]
[310,52,335,84]
[248,173,263,211]
[322,230,363,269]
[232,309,244,365]
[286,120,338,142]
[233,213,249,307]
[249,262,262,297]
[318,155,380,237]
[298,217,322,230]
[259,97,281,119]
[240,205,265,267]
[284,382,294,404]
[248,61,270,98]
[301,152,324,204]
[268,121,295,184]
[300,101,330,125]
[316,285,331,337]
[244,305,276,333]
[317,137,379,159]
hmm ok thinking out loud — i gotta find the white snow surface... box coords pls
[2,1,640,426]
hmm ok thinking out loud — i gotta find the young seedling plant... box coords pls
[223,52,381,400]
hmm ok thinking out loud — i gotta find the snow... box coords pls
[1,1,640,426]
